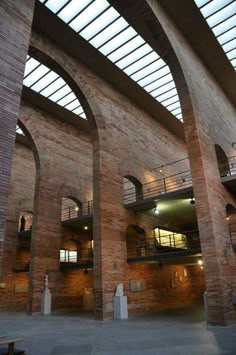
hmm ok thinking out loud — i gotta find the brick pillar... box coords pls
[0,0,35,275]
[27,170,61,314]
[147,0,236,325]
[93,145,127,320]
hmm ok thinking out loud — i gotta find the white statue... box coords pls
[115,283,124,297]
[44,274,49,289]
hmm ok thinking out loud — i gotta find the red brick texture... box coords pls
[0,0,35,276]
[147,0,236,325]
[0,142,35,309]
[1,24,208,319]
[18,101,92,314]
[128,264,205,314]
[27,31,191,319]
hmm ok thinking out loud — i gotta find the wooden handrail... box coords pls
[0,338,24,355]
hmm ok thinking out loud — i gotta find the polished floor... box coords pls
[0,306,235,355]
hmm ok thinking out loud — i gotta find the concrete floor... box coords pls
[0,306,236,355]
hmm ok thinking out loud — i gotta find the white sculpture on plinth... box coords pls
[41,273,51,315]
[44,274,49,289]
[114,283,128,320]
[115,283,124,297]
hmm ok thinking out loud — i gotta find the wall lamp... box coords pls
[190,197,195,205]
[154,200,160,215]
[198,259,203,269]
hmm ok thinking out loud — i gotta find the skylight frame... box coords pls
[38,0,184,121]
[23,55,87,119]
[195,0,236,70]
[16,125,25,136]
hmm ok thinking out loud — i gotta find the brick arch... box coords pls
[118,159,145,184]
[139,0,195,125]
[226,203,236,215]
[215,144,230,177]
[17,118,40,178]
[56,184,84,206]
[14,199,34,221]
[112,0,194,126]
[29,32,108,150]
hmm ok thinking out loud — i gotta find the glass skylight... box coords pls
[194,0,236,70]
[38,0,183,121]
[23,55,87,119]
[16,125,25,136]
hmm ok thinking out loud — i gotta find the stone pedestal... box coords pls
[41,288,51,315]
[203,291,208,322]
[114,296,128,320]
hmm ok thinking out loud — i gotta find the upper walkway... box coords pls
[60,155,236,221]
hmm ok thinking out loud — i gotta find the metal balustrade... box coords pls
[14,261,30,272]
[124,170,192,204]
[127,230,200,259]
[224,156,236,176]
[229,223,236,248]
[60,248,93,263]
[60,155,236,219]
[61,200,93,221]
[124,155,236,205]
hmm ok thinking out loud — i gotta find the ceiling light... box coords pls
[190,197,195,205]
[154,207,160,215]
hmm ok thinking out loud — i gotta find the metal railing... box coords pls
[124,170,192,204]
[223,155,236,176]
[60,248,93,263]
[127,230,200,258]
[124,155,236,205]
[61,200,93,221]
[14,261,30,272]
[60,155,236,216]
[229,223,236,246]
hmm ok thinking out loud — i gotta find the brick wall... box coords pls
[147,0,236,325]
[128,263,205,314]
[0,0,35,274]
[0,141,35,309]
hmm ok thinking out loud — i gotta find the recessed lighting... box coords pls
[154,207,159,215]
[84,226,88,230]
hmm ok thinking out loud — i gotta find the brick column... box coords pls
[0,0,35,275]
[93,144,128,320]
[147,0,236,325]
[27,170,61,314]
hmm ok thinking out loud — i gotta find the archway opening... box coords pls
[61,197,82,221]
[126,224,146,259]
[123,175,143,204]
[215,144,230,177]
[18,211,33,232]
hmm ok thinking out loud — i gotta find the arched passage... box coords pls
[61,197,82,221]
[123,175,143,204]
[28,42,107,144]
[19,38,124,319]
[215,144,230,177]
[0,120,39,311]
